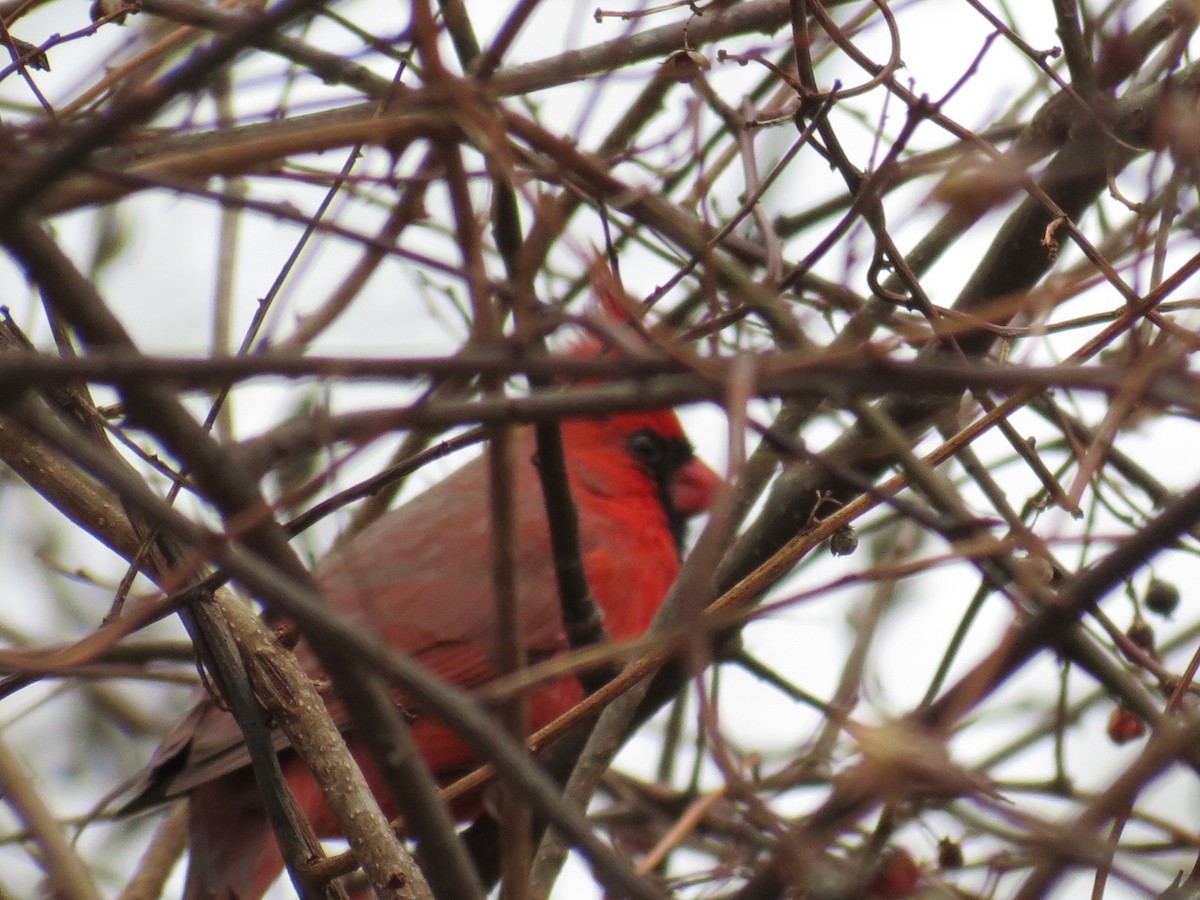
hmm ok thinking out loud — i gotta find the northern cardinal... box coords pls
[123,388,719,898]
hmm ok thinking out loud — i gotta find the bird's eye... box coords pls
[626,429,666,468]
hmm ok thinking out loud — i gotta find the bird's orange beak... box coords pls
[670,456,721,516]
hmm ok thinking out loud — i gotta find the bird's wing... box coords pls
[124,444,571,807]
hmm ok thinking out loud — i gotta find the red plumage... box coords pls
[127,406,718,898]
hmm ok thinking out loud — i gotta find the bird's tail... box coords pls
[182,771,282,900]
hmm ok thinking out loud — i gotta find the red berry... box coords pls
[869,847,920,898]
[1107,707,1146,744]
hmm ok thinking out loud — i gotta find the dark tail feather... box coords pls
[182,770,281,900]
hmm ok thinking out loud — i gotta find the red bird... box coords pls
[125,404,719,898]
